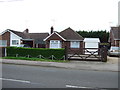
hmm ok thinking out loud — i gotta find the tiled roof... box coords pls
[59,27,84,41]
[29,33,49,44]
[9,30,49,44]
[9,30,30,39]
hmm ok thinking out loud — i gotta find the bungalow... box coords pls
[108,26,120,47]
[44,27,84,54]
[0,29,49,48]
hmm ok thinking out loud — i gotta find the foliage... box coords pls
[6,47,65,60]
[77,30,109,42]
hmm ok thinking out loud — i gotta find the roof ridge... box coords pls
[9,29,23,33]
[29,33,49,34]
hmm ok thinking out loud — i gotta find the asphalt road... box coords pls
[2,64,118,88]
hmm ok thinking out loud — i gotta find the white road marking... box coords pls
[0,78,31,83]
[66,85,93,88]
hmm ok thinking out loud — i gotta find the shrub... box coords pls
[6,47,65,60]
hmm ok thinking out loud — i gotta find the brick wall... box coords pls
[0,47,6,57]
[0,31,10,46]
[46,33,63,41]
[45,40,84,54]
[115,40,120,47]
[65,41,84,54]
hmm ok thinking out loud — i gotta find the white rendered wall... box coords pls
[10,32,22,46]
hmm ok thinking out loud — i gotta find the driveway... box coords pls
[107,56,119,64]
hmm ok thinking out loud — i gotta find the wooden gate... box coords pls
[65,47,107,62]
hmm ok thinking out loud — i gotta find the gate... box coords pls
[65,47,107,62]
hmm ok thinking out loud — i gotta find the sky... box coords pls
[0,0,119,33]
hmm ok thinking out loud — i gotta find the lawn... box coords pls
[2,57,69,63]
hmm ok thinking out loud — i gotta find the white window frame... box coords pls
[50,40,61,48]
[70,41,80,48]
[12,40,19,45]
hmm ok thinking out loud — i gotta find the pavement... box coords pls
[0,56,119,72]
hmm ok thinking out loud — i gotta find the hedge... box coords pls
[6,47,65,60]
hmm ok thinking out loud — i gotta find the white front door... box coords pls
[50,40,61,48]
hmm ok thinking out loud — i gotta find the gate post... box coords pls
[65,46,68,60]
[101,47,107,62]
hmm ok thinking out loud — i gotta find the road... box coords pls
[2,64,118,88]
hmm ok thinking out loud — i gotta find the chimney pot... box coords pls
[50,26,54,34]
[23,28,29,33]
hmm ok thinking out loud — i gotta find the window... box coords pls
[50,40,61,48]
[12,40,19,45]
[70,41,80,48]
[0,40,7,47]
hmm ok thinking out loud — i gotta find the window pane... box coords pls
[71,41,80,48]
[0,40,7,47]
[50,40,61,48]
[12,40,19,45]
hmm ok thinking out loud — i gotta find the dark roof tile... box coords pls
[9,30,49,44]
[59,27,84,41]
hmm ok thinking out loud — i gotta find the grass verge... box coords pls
[2,57,69,63]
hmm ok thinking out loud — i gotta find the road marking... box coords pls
[0,78,31,83]
[66,85,93,88]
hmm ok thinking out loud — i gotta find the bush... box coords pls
[6,47,65,60]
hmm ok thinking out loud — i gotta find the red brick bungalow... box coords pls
[108,26,120,47]
[44,27,84,54]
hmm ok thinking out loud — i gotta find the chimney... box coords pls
[23,28,29,33]
[50,26,54,34]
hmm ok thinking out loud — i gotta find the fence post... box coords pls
[101,47,107,62]
[5,47,7,57]
[39,55,42,59]
[16,54,18,57]
[65,46,68,60]
[28,55,30,58]
[52,55,54,60]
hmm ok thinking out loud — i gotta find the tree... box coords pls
[77,30,109,42]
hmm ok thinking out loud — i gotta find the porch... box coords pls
[21,39,34,48]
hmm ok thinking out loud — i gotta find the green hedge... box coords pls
[6,47,65,60]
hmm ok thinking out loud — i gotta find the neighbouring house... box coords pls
[44,27,84,54]
[0,29,49,48]
[108,26,120,47]
[84,38,100,54]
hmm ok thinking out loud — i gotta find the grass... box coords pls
[2,57,69,63]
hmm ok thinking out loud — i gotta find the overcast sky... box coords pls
[0,0,119,33]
